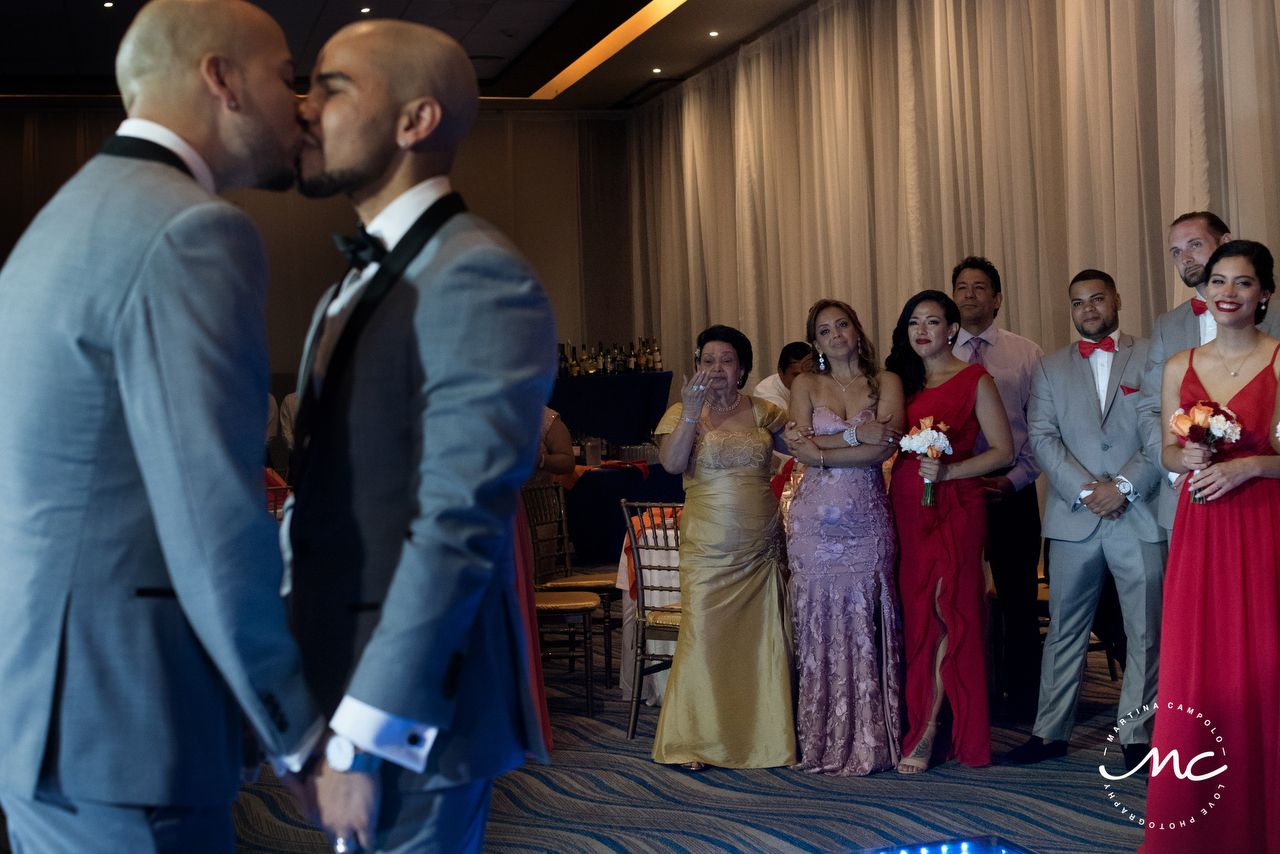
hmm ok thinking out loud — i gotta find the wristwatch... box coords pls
[1115,478,1133,496]
[325,734,382,774]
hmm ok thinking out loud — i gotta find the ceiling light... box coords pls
[709,31,719,36]
[653,68,661,73]
[103,1,113,6]
[360,6,370,12]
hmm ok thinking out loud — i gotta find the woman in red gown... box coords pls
[885,290,1013,773]
[1142,241,1280,853]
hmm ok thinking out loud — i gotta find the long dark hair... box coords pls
[885,290,961,399]
[1205,240,1276,324]
[804,298,880,399]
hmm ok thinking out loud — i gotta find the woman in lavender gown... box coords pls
[784,299,907,775]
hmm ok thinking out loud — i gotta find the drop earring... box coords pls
[817,352,827,371]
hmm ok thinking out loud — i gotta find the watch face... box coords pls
[325,735,356,772]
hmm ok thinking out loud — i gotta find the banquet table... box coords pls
[563,464,684,564]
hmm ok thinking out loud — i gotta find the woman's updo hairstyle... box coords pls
[695,324,754,389]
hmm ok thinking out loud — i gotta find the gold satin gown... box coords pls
[652,398,797,768]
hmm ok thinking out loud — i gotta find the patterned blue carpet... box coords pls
[0,643,1141,853]
[218,646,1145,854]
[482,648,1146,854]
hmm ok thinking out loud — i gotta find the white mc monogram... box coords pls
[1099,748,1228,782]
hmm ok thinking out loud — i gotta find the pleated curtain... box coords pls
[630,0,1280,376]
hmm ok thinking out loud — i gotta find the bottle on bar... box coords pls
[568,345,580,376]
[653,338,663,371]
[558,343,569,378]
[627,342,637,373]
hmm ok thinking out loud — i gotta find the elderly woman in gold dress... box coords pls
[653,324,795,770]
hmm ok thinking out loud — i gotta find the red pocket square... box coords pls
[1121,385,1138,396]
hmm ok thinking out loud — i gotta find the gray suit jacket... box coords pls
[1029,334,1163,544]
[0,150,317,806]
[1137,299,1280,528]
[287,208,555,791]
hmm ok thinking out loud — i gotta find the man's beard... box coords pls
[237,120,297,192]
[1180,263,1206,289]
[296,163,377,199]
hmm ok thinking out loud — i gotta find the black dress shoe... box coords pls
[1005,736,1069,765]
[1123,743,1152,773]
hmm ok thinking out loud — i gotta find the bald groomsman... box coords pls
[1137,212,1280,533]
[0,1,320,850]
[1014,270,1165,769]
[286,18,555,854]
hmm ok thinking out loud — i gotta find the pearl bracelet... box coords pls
[843,425,860,446]
[681,415,697,424]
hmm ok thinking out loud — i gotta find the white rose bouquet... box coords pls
[899,416,953,506]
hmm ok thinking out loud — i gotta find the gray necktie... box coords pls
[967,337,990,456]
[967,337,986,367]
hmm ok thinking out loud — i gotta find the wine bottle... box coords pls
[653,338,663,371]
[558,343,569,378]
[627,342,637,373]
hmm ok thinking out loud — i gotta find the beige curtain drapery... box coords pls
[630,0,1280,381]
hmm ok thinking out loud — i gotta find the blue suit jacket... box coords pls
[0,151,318,806]
[287,208,556,790]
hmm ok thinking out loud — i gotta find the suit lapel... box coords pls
[1100,333,1133,423]
[1071,345,1103,422]
[290,192,468,487]
[1181,301,1201,349]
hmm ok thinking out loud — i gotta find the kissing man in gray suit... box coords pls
[1012,270,1166,770]
[1137,211,1280,534]
[0,1,321,851]
[285,19,556,854]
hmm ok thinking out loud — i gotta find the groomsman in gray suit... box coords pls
[1013,270,1165,769]
[1137,211,1280,533]
[0,1,320,850]
[285,19,555,854]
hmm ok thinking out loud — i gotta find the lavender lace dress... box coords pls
[786,406,903,775]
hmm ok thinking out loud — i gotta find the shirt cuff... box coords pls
[329,695,438,774]
[1168,470,1180,484]
[268,714,328,777]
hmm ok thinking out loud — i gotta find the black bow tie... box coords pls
[333,225,388,270]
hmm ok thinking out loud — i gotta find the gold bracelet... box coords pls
[819,450,825,468]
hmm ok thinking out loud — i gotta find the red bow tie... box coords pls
[1191,298,1209,316]
[1078,337,1116,358]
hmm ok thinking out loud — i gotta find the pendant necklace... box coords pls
[1217,338,1259,377]
[829,373,860,393]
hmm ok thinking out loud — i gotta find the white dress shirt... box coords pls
[1078,329,1135,503]
[751,372,791,413]
[115,118,216,194]
[1083,330,1121,409]
[311,175,454,396]
[302,176,454,773]
[1196,297,1217,345]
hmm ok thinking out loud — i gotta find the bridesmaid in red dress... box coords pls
[885,290,1013,773]
[1142,241,1280,853]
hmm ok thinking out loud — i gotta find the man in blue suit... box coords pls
[285,19,556,854]
[0,1,320,851]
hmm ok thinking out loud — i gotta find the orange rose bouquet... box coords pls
[899,416,952,506]
[1169,400,1241,504]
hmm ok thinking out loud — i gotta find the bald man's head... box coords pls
[332,20,479,150]
[296,20,479,203]
[117,0,275,111]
